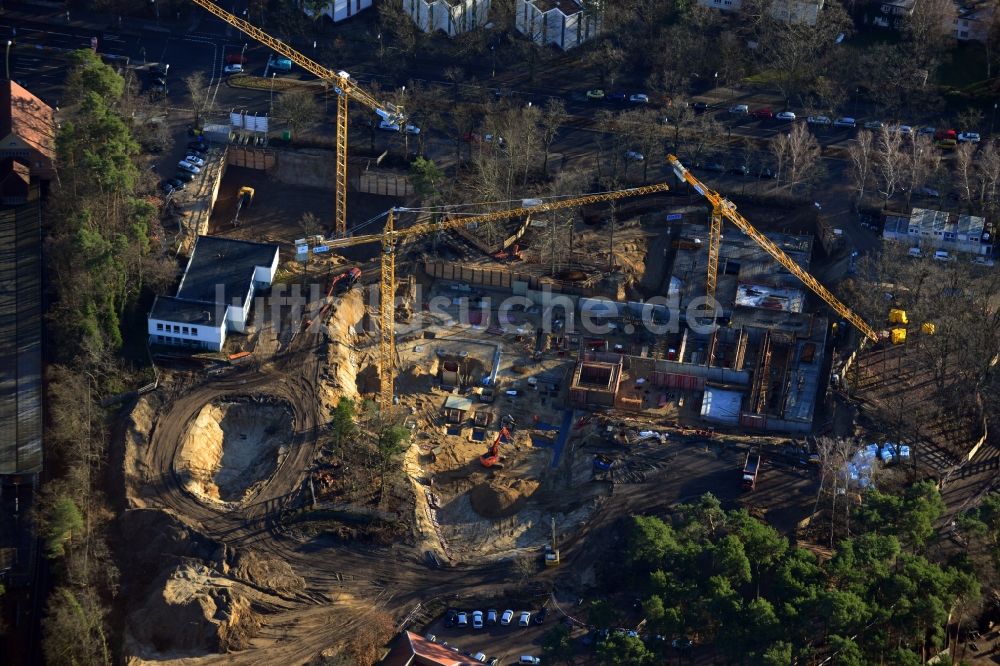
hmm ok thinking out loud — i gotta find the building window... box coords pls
[182,326,189,334]
[156,323,163,331]
[173,325,180,333]
[960,30,968,37]
[157,335,164,342]
[191,327,198,337]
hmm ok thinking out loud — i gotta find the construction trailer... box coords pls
[742,451,761,491]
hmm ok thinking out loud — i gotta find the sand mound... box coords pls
[177,396,293,503]
[230,550,305,596]
[128,563,261,656]
[469,477,539,519]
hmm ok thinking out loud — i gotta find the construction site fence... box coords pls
[351,171,413,197]
[226,146,276,170]
[424,260,540,290]
[738,411,811,434]
[422,261,603,298]
[580,352,749,388]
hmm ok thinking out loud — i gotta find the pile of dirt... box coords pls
[469,477,540,519]
[128,563,261,656]
[230,550,305,596]
[123,394,159,507]
[322,288,366,410]
[177,396,293,504]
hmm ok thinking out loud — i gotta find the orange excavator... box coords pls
[480,426,512,468]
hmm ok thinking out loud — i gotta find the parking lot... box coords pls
[422,605,560,665]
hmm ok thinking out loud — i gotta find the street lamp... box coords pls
[491,45,495,79]
[241,43,247,61]
[5,40,11,81]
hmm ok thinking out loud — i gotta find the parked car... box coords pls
[270,55,292,71]
[519,611,531,627]
[624,150,644,161]
[607,92,627,103]
[425,633,437,643]
[750,107,773,119]
[223,63,243,74]
[586,89,605,100]
[484,133,504,145]
[729,104,749,114]
[444,610,458,627]
[187,139,207,151]
[730,164,750,176]
[672,637,693,649]
[833,117,856,127]
[958,131,981,143]
[807,115,832,125]
[472,610,484,629]
[487,609,498,625]
[167,177,184,190]
[917,186,941,197]
[462,132,481,143]
[864,120,885,130]
[533,608,548,625]
[890,124,914,135]
[501,609,514,626]
[174,170,195,183]
[917,126,936,135]
[473,652,487,662]
[177,160,201,174]
[758,166,777,179]
[457,612,468,627]
[775,111,796,121]
[184,155,206,167]
[518,657,541,665]
[487,658,499,666]
[629,93,649,103]
[160,180,175,193]
[692,101,709,113]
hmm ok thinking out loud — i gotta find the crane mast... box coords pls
[323,182,671,412]
[667,155,879,342]
[187,0,403,235]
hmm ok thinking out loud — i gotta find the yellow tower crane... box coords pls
[666,155,879,342]
[188,0,404,236]
[323,182,671,412]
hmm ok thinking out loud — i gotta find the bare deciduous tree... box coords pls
[903,134,941,205]
[876,125,905,202]
[954,142,977,202]
[974,142,1000,212]
[848,129,876,205]
[772,123,821,194]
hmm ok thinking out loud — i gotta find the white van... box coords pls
[933,250,952,262]
[518,657,541,665]
[907,247,922,258]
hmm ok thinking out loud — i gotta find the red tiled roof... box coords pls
[381,632,483,666]
[0,81,55,162]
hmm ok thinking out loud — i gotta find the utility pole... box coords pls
[608,200,616,273]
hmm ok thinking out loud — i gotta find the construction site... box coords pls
[111,2,1000,664]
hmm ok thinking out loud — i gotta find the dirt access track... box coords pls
[119,281,819,664]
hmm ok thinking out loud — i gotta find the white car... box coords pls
[472,610,484,629]
[629,93,649,103]
[958,131,981,143]
[807,115,832,125]
[223,63,243,74]
[624,150,644,162]
[890,124,914,135]
[519,611,531,627]
[775,111,796,121]
[184,155,206,167]
[833,117,856,128]
[917,126,936,136]
[177,160,201,174]
[457,612,468,627]
[378,119,421,135]
[484,133,505,145]
[473,652,487,662]
[729,104,749,114]
[500,609,514,625]
[864,120,884,130]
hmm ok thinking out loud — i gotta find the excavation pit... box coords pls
[178,397,293,504]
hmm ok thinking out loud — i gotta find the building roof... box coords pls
[381,631,483,666]
[149,296,226,326]
[527,0,586,14]
[700,387,742,424]
[0,81,55,163]
[909,207,986,238]
[443,395,474,411]
[176,235,278,308]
